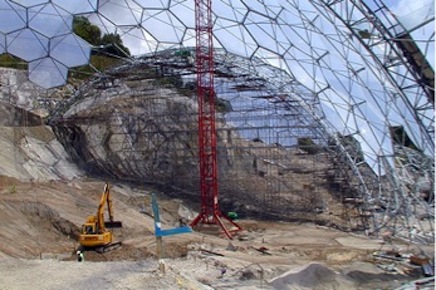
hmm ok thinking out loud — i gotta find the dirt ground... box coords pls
[0,178,434,290]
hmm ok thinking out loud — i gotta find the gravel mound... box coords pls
[269,262,356,290]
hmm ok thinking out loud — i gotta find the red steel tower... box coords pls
[190,0,242,238]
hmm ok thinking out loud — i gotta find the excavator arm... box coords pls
[99,183,122,230]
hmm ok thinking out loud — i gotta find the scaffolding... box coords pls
[45,48,433,243]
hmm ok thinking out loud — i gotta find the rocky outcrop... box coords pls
[52,84,202,186]
[49,71,341,225]
[0,102,83,182]
[0,67,76,118]
[0,125,84,182]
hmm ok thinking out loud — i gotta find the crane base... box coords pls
[190,212,242,239]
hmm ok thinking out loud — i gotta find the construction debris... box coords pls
[393,277,435,290]
[200,249,225,257]
[372,250,435,278]
[254,246,272,255]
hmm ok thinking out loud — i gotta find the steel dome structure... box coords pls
[0,0,434,243]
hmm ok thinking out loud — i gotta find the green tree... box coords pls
[72,16,130,60]
[100,33,131,57]
[73,16,101,45]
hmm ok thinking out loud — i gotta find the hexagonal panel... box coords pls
[213,0,247,23]
[50,33,91,68]
[169,0,195,28]
[28,3,72,38]
[29,57,68,89]
[52,0,97,14]
[214,21,257,57]
[116,26,158,55]
[9,0,48,7]
[141,11,185,43]
[0,0,26,33]
[6,28,49,61]
[98,0,142,26]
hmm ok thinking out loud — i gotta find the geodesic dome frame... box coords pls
[0,0,94,88]
[1,0,434,243]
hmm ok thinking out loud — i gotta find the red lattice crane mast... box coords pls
[189,0,242,238]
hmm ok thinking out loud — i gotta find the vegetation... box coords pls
[298,137,321,154]
[0,54,28,70]
[68,55,122,80]
[68,16,131,80]
[73,16,130,57]
[72,16,102,46]
[0,16,130,83]
[100,33,131,57]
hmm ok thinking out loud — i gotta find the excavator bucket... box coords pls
[105,221,123,228]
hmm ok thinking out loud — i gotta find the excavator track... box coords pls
[96,241,122,254]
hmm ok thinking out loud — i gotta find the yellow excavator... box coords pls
[78,183,122,253]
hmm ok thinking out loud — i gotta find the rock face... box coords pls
[53,84,201,186]
[0,124,83,182]
[49,70,347,227]
[0,102,83,182]
[0,68,43,111]
[0,102,44,127]
[0,67,75,118]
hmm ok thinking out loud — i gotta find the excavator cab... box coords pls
[78,183,122,252]
[83,224,95,234]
